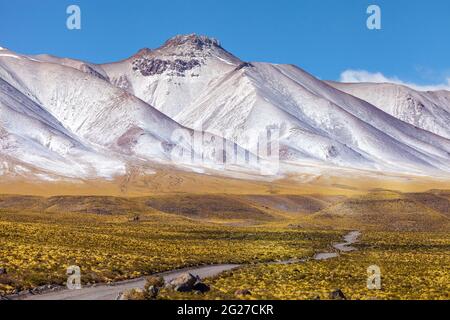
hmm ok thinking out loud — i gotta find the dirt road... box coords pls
[19,264,239,300]
[15,231,360,300]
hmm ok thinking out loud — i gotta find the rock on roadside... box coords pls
[329,289,347,300]
[167,273,210,293]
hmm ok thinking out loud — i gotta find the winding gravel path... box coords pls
[18,264,240,300]
[314,230,361,260]
[13,231,360,300]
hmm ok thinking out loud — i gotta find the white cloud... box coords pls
[339,69,450,92]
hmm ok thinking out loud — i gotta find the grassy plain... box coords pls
[160,231,449,300]
[0,199,340,295]
[0,188,449,299]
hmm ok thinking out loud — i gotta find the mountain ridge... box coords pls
[1,34,450,182]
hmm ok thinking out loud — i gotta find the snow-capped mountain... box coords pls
[0,44,250,179]
[1,35,450,180]
[100,34,450,176]
[327,81,450,139]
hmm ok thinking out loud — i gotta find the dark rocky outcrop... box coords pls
[162,34,221,51]
[235,62,254,71]
[329,289,347,300]
[132,58,201,77]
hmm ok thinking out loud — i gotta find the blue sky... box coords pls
[1,0,449,87]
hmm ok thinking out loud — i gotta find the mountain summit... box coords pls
[162,34,222,50]
[133,34,230,61]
